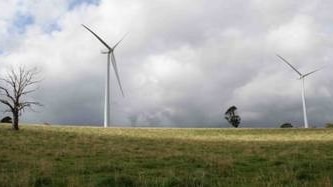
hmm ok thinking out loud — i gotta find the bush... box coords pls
[326,123,333,128]
[280,123,293,128]
[1,116,12,123]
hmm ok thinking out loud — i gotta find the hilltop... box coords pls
[0,125,333,186]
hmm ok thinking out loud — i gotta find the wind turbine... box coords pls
[82,24,126,128]
[276,54,321,128]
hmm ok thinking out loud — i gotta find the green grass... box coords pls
[1,124,333,186]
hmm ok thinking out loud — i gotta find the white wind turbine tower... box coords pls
[82,24,126,128]
[276,54,321,128]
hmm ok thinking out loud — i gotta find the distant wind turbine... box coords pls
[82,24,126,128]
[276,54,322,128]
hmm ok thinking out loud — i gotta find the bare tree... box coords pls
[0,66,42,130]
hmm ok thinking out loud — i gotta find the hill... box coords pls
[0,125,333,186]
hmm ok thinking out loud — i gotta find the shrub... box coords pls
[325,123,333,128]
[280,123,293,128]
[1,116,12,123]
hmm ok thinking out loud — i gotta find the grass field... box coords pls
[1,124,333,186]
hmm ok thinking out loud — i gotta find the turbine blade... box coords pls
[112,32,129,49]
[82,24,111,50]
[110,52,125,97]
[303,68,322,78]
[276,54,303,77]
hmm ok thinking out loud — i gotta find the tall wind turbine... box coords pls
[276,54,321,128]
[82,24,126,128]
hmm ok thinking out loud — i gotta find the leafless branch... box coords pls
[0,85,15,103]
[0,99,14,111]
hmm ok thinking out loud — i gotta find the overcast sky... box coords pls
[0,0,332,127]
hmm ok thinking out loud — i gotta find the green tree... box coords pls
[225,106,241,128]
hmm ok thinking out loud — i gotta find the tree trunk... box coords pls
[12,112,19,130]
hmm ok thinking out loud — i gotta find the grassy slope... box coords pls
[0,125,333,186]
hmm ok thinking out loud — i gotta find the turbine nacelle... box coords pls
[298,69,322,80]
[101,50,111,54]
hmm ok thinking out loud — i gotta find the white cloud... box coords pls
[266,15,316,54]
